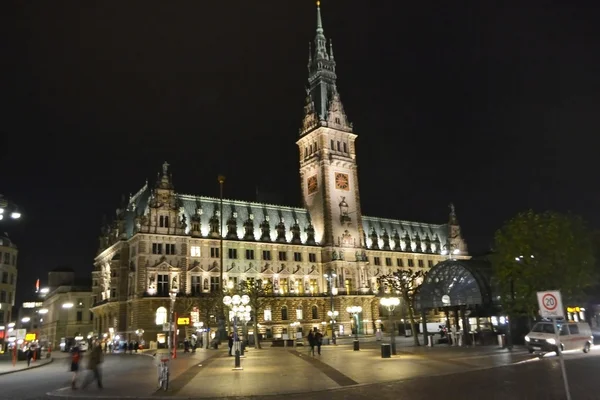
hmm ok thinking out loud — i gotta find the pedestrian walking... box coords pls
[70,345,82,390]
[228,332,234,356]
[307,331,316,356]
[315,329,323,355]
[81,340,104,390]
[26,346,34,367]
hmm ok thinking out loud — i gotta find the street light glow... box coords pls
[11,212,21,219]
[62,303,74,309]
[38,308,49,314]
[21,317,30,323]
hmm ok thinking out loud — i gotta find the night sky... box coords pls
[1,1,598,303]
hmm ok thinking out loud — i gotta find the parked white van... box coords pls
[525,321,593,354]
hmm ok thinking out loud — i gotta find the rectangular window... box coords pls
[90,312,94,321]
[343,142,348,153]
[191,276,201,295]
[310,279,318,294]
[308,253,317,263]
[330,140,334,149]
[3,253,9,264]
[7,292,12,304]
[397,258,404,267]
[262,250,272,261]
[296,308,303,320]
[190,246,201,257]
[210,277,220,293]
[373,257,381,266]
[568,324,579,334]
[264,309,272,321]
[245,249,255,260]
[165,244,176,255]
[11,254,16,266]
[0,310,4,324]
[280,278,288,294]
[418,259,424,268]
[111,288,116,298]
[337,141,341,151]
[1,272,7,284]
[427,260,434,268]
[228,277,238,290]
[157,274,169,296]
[408,259,414,267]
[228,248,238,259]
[210,247,219,258]
[152,243,163,254]
[293,252,302,262]
[77,311,83,322]
[385,257,392,266]
[1,290,7,302]
[278,251,287,261]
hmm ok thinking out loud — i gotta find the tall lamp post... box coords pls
[218,175,226,341]
[223,294,250,370]
[0,195,22,221]
[346,305,362,351]
[324,268,338,344]
[168,288,177,360]
[380,297,400,355]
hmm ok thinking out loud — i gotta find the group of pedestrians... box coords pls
[307,328,323,355]
[70,340,104,390]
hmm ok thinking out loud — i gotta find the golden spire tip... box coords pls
[316,1,320,7]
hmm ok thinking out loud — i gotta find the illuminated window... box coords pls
[191,246,201,257]
[296,308,303,320]
[155,307,167,325]
[264,309,272,321]
[281,306,288,321]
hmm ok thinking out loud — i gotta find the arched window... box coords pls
[311,305,318,320]
[155,307,167,325]
[203,278,209,291]
[281,306,288,321]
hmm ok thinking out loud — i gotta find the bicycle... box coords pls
[157,356,169,390]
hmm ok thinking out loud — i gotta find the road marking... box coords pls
[290,349,358,387]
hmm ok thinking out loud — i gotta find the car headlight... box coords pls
[525,336,530,342]
[546,338,556,345]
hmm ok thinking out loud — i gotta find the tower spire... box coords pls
[301,1,351,136]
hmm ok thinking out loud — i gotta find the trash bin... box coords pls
[353,340,360,351]
[497,334,506,348]
[381,344,391,358]
[427,335,435,347]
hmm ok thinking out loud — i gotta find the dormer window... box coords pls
[159,215,170,228]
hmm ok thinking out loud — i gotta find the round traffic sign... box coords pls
[542,293,558,311]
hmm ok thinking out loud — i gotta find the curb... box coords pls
[0,357,54,376]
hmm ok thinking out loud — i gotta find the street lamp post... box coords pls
[223,294,250,370]
[169,289,177,361]
[380,297,400,355]
[346,306,362,351]
[218,175,226,341]
[323,268,338,344]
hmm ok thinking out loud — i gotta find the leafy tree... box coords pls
[378,269,427,346]
[492,210,596,320]
[237,278,273,349]
[192,291,223,348]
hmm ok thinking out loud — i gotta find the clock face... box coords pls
[335,173,349,191]
[307,175,318,195]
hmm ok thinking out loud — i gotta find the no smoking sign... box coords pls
[537,290,565,318]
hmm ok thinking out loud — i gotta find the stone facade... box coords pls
[90,4,468,344]
[0,234,18,341]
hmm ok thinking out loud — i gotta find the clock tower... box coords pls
[297,2,365,251]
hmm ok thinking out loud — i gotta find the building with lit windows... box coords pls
[0,234,18,348]
[90,3,468,345]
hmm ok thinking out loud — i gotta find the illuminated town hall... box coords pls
[90,4,468,345]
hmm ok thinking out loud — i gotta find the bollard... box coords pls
[428,335,434,347]
[232,342,242,370]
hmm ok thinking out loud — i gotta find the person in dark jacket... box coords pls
[228,333,234,356]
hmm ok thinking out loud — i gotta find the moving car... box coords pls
[525,321,593,355]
